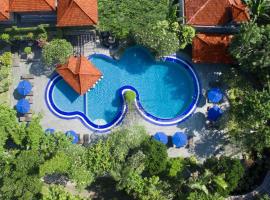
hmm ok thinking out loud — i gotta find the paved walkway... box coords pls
[10,44,236,161]
[227,171,270,200]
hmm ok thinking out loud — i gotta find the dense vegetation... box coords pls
[0,52,12,103]
[0,104,250,200]
[98,0,195,56]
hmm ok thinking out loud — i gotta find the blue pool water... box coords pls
[50,46,198,127]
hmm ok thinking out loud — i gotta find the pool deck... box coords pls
[11,45,238,162]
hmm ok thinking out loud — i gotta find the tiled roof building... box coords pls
[185,0,250,26]
[10,0,55,12]
[192,34,234,64]
[0,0,9,21]
[57,0,98,27]
[57,56,102,95]
[0,0,98,26]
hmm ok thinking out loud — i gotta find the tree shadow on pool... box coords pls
[163,62,195,101]
[117,48,152,75]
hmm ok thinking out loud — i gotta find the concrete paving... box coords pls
[10,45,237,162]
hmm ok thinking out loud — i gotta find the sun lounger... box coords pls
[19,114,32,122]
[21,74,34,80]
[187,136,194,149]
[26,91,33,96]
[26,96,33,104]
[76,134,82,144]
[83,134,90,144]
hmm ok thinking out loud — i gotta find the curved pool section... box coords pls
[45,47,201,132]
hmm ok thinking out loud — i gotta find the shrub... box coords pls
[124,90,136,105]
[203,156,244,195]
[27,32,34,40]
[24,47,32,55]
[141,139,168,176]
[0,33,10,43]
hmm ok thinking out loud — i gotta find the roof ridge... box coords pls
[187,0,213,24]
[58,0,74,25]
[42,0,55,10]
[73,0,97,24]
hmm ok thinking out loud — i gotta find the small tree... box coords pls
[125,90,136,105]
[141,139,168,176]
[0,33,10,43]
[24,47,32,55]
[42,39,73,70]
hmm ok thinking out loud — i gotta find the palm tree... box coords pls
[244,0,270,24]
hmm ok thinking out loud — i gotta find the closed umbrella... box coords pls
[153,132,168,145]
[207,88,223,103]
[172,132,187,148]
[16,99,30,114]
[65,130,79,144]
[207,105,223,121]
[17,80,32,96]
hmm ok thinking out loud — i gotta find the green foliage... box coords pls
[0,150,43,200]
[229,23,270,86]
[166,157,187,177]
[117,170,173,200]
[27,32,34,40]
[40,152,70,177]
[203,156,245,195]
[0,33,10,43]
[24,46,32,55]
[98,0,169,39]
[124,90,136,105]
[244,0,270,24]
[0,104,25,152]
[141,139,168,176]
[179,25,196,49]
[0,52,12,94]
[25,117,45,150]
[258,194,270,200]
[226,86,270,153]
[42,185,88,200]
[0,24,49,41]
[134,20,180,56]
[187,191,225,200]
[42,39,73,69]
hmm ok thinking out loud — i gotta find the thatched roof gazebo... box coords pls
[56,55,102,95]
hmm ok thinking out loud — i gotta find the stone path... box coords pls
[227,171,270,200]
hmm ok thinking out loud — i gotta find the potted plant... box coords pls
[23,47,32,60]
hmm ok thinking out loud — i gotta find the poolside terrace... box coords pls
[10,40,236,162]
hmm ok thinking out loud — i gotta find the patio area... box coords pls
[10,43,236,162]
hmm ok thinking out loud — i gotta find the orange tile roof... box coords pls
[10,0,55,12]
[0,0,9,21]
[57,56,102,95]
[185,0,250,26]
[192,34,234,64]
[57,0,98,27]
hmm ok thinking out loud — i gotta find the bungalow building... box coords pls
[181,0,250,64]
[0,0,98,27]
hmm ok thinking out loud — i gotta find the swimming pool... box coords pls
[46,46,200,132]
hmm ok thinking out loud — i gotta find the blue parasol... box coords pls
[153,132,168,145]
[16,99,30,114]
[17,80,32,96]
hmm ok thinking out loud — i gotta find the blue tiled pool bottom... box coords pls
[48,47,200,131]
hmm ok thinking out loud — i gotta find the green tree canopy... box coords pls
[42,39,73,69]
[229,23,270,86]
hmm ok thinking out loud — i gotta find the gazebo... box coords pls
[56,55,102,95]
